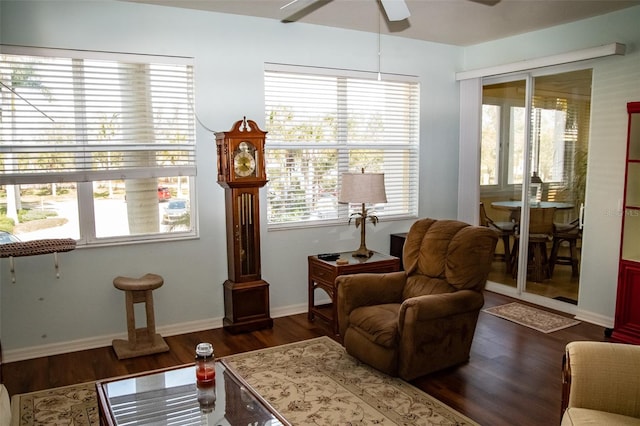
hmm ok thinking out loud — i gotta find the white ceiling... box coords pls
[124,0,640,46]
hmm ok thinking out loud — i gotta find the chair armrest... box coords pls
[562,341,640,418]
[396,290,484,379]
[0,384,9,426]
[398,290,484,329]
[336,271,406,337]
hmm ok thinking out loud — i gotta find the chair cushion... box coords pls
[561,408,640,426]
[445,226,499,290]
[402,275,453,300]
[403,219,497,292]
[349,304,401,348]
[491,221,515,232]
[415,220,469,279]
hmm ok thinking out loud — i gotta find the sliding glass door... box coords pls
[480,68,591,304]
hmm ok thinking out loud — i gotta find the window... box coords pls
[0,46,196,245]
[480,104,500,185]
[264,64,419,228]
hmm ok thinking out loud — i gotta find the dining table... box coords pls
[490,200,574,210]
[491,200,574,222]
[490,200,576,282]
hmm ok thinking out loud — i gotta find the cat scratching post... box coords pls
[112,273,169,359]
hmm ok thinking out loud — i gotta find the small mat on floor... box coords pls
[10,381,98,426]
[223,336,478,425]
[483,302,580,333]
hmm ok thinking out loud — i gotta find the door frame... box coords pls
[458,63,593,314]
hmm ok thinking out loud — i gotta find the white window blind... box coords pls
[264,65,419,228]
[0,46,196,246]
[0,46,195,185]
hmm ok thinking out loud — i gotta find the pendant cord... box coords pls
[377,11,381,81]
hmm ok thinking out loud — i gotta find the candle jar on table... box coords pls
[195,342,215,386]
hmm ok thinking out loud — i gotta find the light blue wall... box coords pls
[462,5,640,326]
[2,0,639,359]
[0,0,461,359]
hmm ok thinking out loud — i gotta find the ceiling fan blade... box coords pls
[379,0,410,21]
[281,0,333,22]
[468,0,501,5]
[280,0,311,10]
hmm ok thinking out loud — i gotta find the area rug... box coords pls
[10,381,98,426]
[9,337,477,426]
[483,302,580,333]
[222,336,478,425]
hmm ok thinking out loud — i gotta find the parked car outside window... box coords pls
[162,199,189,225]
[0,231,20,244]
[158,186,171,201]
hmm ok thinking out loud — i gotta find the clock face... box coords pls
[234,143,256,177]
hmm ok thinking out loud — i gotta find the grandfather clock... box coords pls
[215,117,273,333]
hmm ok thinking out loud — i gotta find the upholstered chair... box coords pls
[561,341,640,425]
[336,218,498,381]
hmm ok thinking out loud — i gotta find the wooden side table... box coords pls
[390,232,408,270]
[308,251,400,335]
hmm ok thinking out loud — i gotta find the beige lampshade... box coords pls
[339,172,387,204]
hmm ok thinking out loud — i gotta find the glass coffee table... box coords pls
[96,360,288,425]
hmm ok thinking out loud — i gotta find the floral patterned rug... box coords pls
[483,302,580,333]
[10,381,98,425]
[222,336,479,425]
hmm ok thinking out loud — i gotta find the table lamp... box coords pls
[530,171,543,205]
[338,169,387,258]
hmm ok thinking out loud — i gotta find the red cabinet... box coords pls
[612,102,640,344]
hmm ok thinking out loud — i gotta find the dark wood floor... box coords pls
[2,291,609,426]
[488,242,581,302]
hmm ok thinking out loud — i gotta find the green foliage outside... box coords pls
[0,215,15,233]
[165,212,191,232]
[18,208,58,222]
[266,106,387,223]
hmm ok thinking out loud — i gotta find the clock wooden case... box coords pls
[215,117,273,333]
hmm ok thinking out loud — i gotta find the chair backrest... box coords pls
[529,207,556,235]
[479,202,490,227]
[402,218,498,298]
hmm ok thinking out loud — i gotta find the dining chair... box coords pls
[511,207,556,282]
[550,218,581,277]
[479,202,516,266]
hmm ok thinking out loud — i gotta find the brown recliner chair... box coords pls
[336,218,498,380]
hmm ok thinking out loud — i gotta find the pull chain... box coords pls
[377,10,382,81]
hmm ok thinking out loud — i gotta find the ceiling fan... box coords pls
[281,0,411,24]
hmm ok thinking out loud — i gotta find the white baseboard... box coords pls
[271,302,308,319]
[573,309,614,329]
[3,303,311,363]
[3,297,612,363]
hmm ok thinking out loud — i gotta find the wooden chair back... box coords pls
[529,207,556,235]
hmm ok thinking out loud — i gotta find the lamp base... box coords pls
[352,246,373,258]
